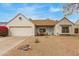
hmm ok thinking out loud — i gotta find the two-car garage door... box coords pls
[9,26,34,36]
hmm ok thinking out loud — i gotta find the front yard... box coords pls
[2,35,79,56]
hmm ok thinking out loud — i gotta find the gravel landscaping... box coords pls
[2,36,79,56]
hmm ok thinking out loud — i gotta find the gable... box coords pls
[56,17,74,25]
[7,14,34,26]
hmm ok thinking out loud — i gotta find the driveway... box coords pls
[0,37,26,55]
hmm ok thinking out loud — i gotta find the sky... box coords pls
[0,3,78,22]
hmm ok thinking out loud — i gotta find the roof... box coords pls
[0,22,8,25]
[58,17,75,25]
[32,20,58,26]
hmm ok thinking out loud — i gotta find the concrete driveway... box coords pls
[0,37,26,55]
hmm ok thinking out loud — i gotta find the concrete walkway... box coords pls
[0,37,26,55]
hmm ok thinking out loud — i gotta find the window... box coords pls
[62,26,69,33]
[74,28,78,33]
[19,17,22,20]
[39,28,46,33]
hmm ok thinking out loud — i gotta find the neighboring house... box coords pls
[74,20,79,35]
[0,13,78,36]
[0,22,8,26]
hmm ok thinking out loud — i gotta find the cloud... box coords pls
[0,3,15,11]
[0,3,63,20]
[16,6,36,14]
[49,7,62,12]
[1,3,12,7]
[30,13,53,19]
[16,4,45,16]
[16,5,60,19]
[0,3,46,19]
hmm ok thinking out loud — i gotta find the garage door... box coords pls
[9,27,34,36]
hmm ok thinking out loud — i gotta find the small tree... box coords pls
[62,3,79,16]
[34,38,40,43]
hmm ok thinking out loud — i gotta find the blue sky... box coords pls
[0,3,78,22]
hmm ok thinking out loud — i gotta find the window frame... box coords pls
[39,28,46,33]
[62,26,69,33]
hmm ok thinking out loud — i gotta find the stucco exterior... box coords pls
[7,14,35,36]
[54,17,74,35]
[75,20,79,28]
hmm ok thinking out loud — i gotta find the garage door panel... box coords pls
[10,28,33,36]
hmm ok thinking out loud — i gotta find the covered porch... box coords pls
[32,20,57,36]
[35,26,54,36]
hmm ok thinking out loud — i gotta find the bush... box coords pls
[34,38,40,43]
[0,26,8,37]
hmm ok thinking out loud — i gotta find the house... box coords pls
[0,13,78,36]
[7,14,58,36]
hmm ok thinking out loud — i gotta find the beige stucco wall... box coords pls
[7,14,35,36]
[7,15,34,26]
[75,20,79,28]
[75,25,79,28]
[54,18,74,35]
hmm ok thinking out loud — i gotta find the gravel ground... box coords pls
[2,36,79,56]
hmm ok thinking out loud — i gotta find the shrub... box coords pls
[0,26,8,37]
[34,38,40,43]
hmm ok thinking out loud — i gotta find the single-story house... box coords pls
[0,13,79,36]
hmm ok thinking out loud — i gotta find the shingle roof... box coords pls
[32,20,58,26]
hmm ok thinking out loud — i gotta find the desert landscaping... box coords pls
[1,35,79,56]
